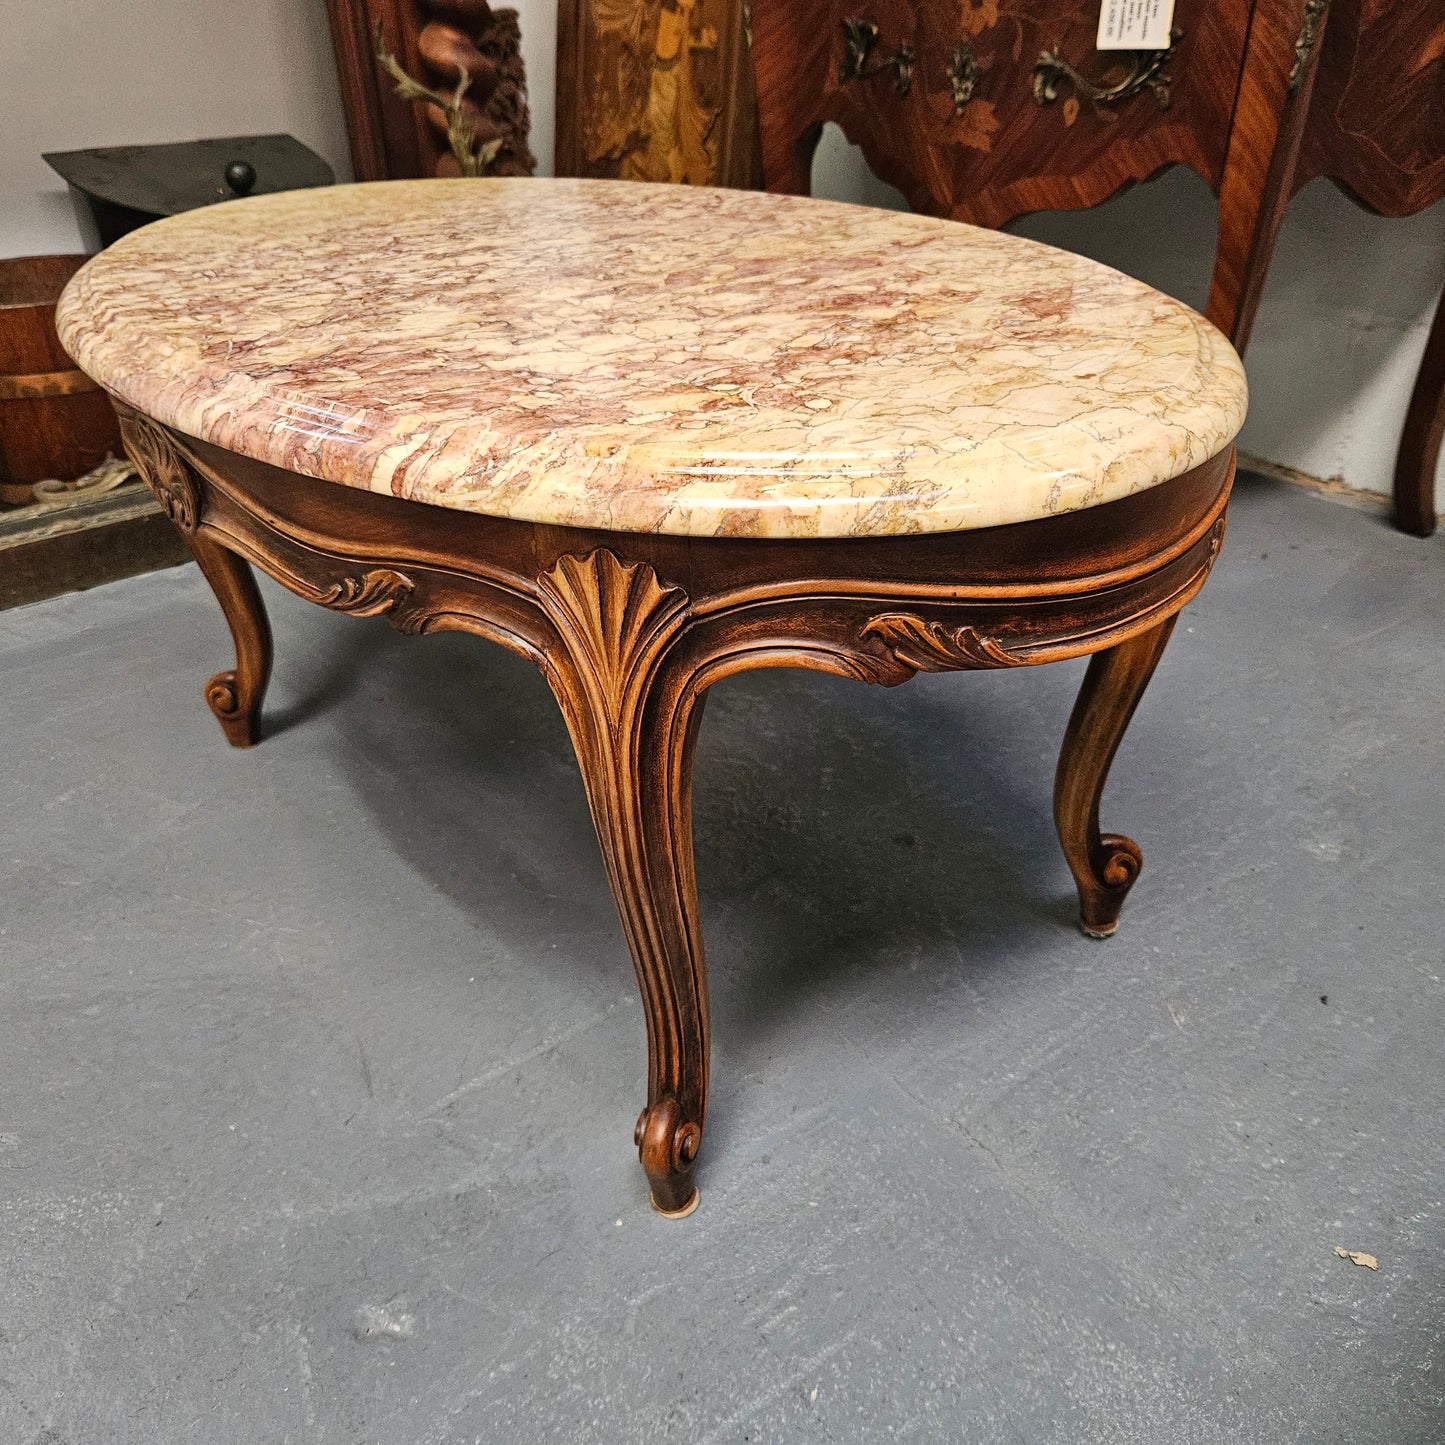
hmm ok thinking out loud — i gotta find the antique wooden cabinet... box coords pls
[750,0,1324,341]
[555,0,761,186]
[322,0,1445,532]
[752,0,1247,228]
[1293,0,1445,535]
[746,0,1445,532]
[325,0,535,180]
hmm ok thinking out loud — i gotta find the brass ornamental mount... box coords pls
[840,19,914,96]
[947,40,982,110]
[1033,29,1182,110]
[1289,0,1329,94]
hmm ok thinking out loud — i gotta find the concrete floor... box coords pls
[2,472,1442,1443]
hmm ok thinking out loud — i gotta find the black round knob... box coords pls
[224,160,257,196]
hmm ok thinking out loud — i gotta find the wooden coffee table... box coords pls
[58,178,1245,1216]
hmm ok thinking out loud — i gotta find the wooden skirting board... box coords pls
[0,484,189,611]
[1237,451,1395,515]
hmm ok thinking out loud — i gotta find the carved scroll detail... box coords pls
[862,612,1024,674]
[118,411,201,535]
[1033,32,1180,111]
[204,670,245,724]
[538,550,689,728]
[290,566,431,632]
[304,567,415,614]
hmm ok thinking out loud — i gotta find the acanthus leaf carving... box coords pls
[538,549,689,731]
[862,611,1024,676]
[290,566,429,632]
[118,410,201,535]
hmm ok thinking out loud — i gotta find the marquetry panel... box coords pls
[554,0,761,187]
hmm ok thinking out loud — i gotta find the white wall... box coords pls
[812,125,1445,505]
[3,1,353,256]
[1,0,557,258]
[6,4,1441,504]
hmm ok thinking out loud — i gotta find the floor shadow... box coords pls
[253,577,395,740]
[298,619,1092,1074]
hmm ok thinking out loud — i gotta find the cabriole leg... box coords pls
[1053,617,1177,938]
[188,533,274,747]
[1393,281,1445,538]
[540,550,710,1216]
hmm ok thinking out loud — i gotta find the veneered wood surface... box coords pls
[752,0,1248,227]
[1206,0,1326,349]
[1296,0,1445,216]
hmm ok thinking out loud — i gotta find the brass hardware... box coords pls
[1033,30,1181,111]
[1289,0,1328,94]
[840,19,913,96]
[947,41,982,110]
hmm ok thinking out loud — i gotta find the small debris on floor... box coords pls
[355,1300,417,1340]
[1334,1248,1378,1270]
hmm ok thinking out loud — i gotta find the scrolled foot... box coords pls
[1076,833,1143,937]
[187,534,273,748]
[205,669,262,747]
[635,1097,701,1217]
[1054,619,1176,942]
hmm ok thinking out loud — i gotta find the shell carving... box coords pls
[538,549,688,729]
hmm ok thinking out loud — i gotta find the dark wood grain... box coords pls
[1205,0,1327,349]
[1393,283,1445,537]
[0,255,123,504]
[1294,0,1445,535]
[1295,0,1445,216]
[118,399,1235,1212]
[325,0,428,180]
[325,0,535,180]
[752,0,1248,228]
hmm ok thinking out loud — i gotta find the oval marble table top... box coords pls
[58,178,1246,539]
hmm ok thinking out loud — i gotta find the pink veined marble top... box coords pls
[58,178,1246,539]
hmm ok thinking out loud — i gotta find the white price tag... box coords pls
[1095,0,1175,50]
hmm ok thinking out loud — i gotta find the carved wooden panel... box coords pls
[1296,0,1445,216]
[554,0,761,187]
[751,0,1250,228]
[325,0,535,181]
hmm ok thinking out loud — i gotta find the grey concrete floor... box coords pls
[1,472,1442,1444]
